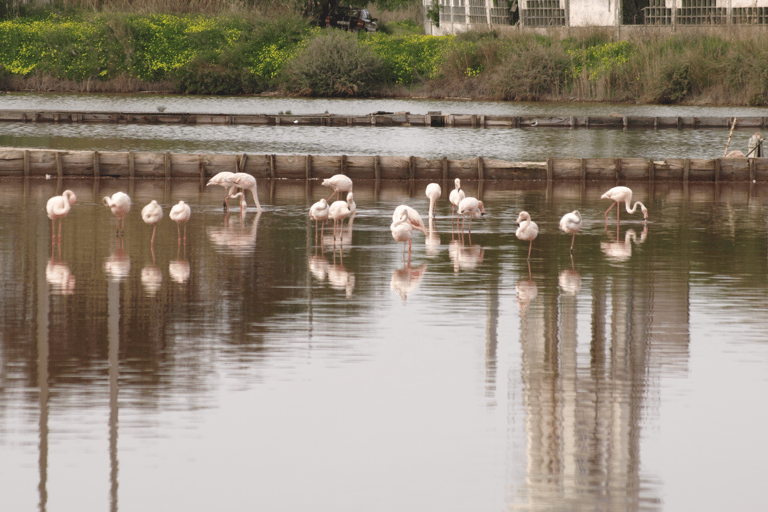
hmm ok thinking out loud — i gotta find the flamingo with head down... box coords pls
[601,186,648,225]
[559,210,582,253]
[103,192,131,235]
[425,183,441,219]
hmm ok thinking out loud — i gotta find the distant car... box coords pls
[325,6,378,33]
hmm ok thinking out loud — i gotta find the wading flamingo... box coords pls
[601,186,648,224]
[169,200,191,245]
[310,198,330,244]
[322,174,353,202]
[46,189,77,240]
[207,171,237,210]
[328,192,355,243]
[103,192,131,235]
[392,205,428,235]
[516,211,539,260]
[390,211,414,257]
[457,197,485,236]
[425,183,441,219]
[141,200,163,247]
[232,172,262,213]
[448,178,465,222]
[559,210,582,253]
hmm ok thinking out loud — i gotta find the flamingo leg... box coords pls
[604,201,616,221]
[151,225,157,247]
[570,233,576,253]
[177,222,182,245]
[328,190,338,202]
[527,240,533,260]
[183,223,187,244]
[617,202,621,225]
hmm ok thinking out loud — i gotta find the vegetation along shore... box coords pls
[1,0,768,106]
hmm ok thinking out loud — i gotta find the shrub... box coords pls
[284,30,384,96]
[489,43,571,101]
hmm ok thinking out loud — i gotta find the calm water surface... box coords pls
[1,178,768,511]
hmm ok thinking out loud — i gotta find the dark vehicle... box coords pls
[324,6,378,32]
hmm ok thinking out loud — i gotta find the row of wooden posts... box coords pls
[3,109,768,130]
[2,147,768,182]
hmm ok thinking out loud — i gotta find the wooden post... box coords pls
[471,115,477,128]
[546,158,553,181]
[715,158,721,183]
[23,150,29,177]
[238,153,248,173]
[347,117,352,127]
[409,156,414,183]
[340,154,347,176]
[305,154,312,180]
[56,152,63,179]
[749,158,755,182]
[442,156,448,181]
[128,151,135,179]
[614,158,622,180]
[580,158,586,181]
[648,159,655,181]
[374,155,380,181]
[477,156,484,182]
[198,155,205,185]
[270,154,276,179]
[164,152,171,179]
[93,151,100,178]
[480,115,486,128]
[683,158,690,182]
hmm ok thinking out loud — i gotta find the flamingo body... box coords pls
[516,211,539,260]
[322,174,353,201]
[232,172,262,212]
[170,200,192,244]
[328,192,354,242]
[207,171,237,210]
[457,197,485,235]
[103,192,131,234]
[392,205,428,235]
[141,200,163,246]
[600,186,648,223]
[425,183,441,219]
[391,212,413,255]
[46,190,77,238]
[310,198,330,243]
[559,210,582,253]
[448,178,465,219]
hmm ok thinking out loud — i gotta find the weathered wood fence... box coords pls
[2,109,768,130]
[2,147,768,182]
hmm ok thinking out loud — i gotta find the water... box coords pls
[1,92,766,160]
[2,177,768,511]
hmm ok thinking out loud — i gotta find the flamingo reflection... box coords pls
[391,262,427,302]
[169,242,190,284]
[558,255,582,296]
[207,193,261,256]
[448,239,484,273]
[327,255,355,298]
[425,217,440,257]
[601,224,648,262]
[308,252,329,283]
[141,241,162,296]
[104,237,130,283]
[46,243,75,295]
[516,262,538,313]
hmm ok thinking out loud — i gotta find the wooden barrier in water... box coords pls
[1,109,768,130]
[2,147,768,182]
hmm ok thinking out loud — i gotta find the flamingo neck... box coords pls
[428,198,436,218]
[625,201,645,214]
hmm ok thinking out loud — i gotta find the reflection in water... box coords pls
[104,237,130,282]
[46,243,75,295]
[390,262,427,302]
[207,208,262,255]
[327,257,355,298]
[425,218,440,257]
[448,240,484,273]
[601,225,649,262]
[558,255,581,296]
[169,242,190,284]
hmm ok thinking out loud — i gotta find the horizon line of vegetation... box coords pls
[1,5,768,105]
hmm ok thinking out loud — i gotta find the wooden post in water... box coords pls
[22,150,29,177]
[715,158,721,183]
[614,158,622,180]
[648,159,655,182]
[128,152,135,179]
[238,153,248,173]
[340,154,347,176]
[442,156,448,181]
[198,155,205,186]
[409,156,415,183]
[580,158,586,181]
[305,154,312,180]
[546,158,553,182]
[269,154,276,179]
[56,152,63,179]
[749,158,755,182]
[477,156,484,182]
[164,152,170,179]
[683,158,690,182]
[94,151,100,178]
[374,155,380,182]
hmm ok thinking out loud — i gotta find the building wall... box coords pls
[569,0,620,26]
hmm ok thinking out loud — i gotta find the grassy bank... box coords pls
[1,4,768,105]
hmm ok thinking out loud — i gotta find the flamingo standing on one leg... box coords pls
[448,178,465,226]
[170,200,192,245]
[559,210,582,253]
[516,211,539,261]
[391,211,414,258]
[141,200,163,248]
[231,172,262,213]
[103,192,131,235]
[425,183,441,219]
[457,197,485,237]
[46,189,77,241]
[322,174,353,202]
[392,205,428,236]
[601,186,648,225]
[310,198,330,245]
[207,171,238,211]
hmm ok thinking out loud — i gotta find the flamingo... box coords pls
[516,211,539,260]
[457,196,485,236]
[322,174,353,201]
[425,183,441,219]
[392,205,428,235]
[141,200,163,247]
[601,186,648,224]
[328,192,354,243]
[390,211,414,256]
[103,191,131,235]
[46,189,77,240]
[559,210,582,253]
[231,172,262,213]
[169,200,192,245]
[310,198,330,244]
[207,171,237,210]
[448,178,465,221]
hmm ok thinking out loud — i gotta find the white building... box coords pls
[423,0,768,34]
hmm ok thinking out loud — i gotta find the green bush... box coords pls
[285,29,384,96]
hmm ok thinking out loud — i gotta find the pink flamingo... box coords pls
[103,192,131,235]
[601,186,648,224]
[425,183,441,219]
[516,211,539,260]
[46,189,77,241]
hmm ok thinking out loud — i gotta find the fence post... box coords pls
[93,151,100,178]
